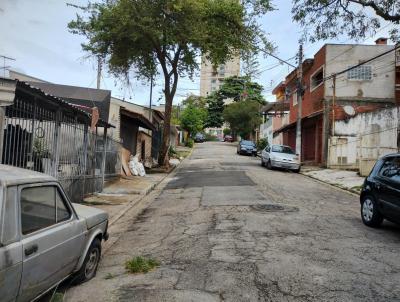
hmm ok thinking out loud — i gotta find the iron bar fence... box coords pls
[1,96,121,202]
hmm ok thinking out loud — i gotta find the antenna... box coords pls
[0,55,16,77]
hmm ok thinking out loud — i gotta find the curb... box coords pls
[300,172,361,197]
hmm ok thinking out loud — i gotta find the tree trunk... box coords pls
[158,93,173,167]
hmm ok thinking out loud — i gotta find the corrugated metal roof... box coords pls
[13,79,114,128]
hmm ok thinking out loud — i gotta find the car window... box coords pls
[271,145,295,154]
[20,186,71,235]
[241,140,255,146]
[379,158,400,183]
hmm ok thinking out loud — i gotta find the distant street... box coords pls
[67,142,400,302]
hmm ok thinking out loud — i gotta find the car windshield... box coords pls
[241,141,255,146]
[271,145,295,154]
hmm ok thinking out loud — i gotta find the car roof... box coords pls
[271,144,292,148]
[0,165,56,187]
[381,153,400,160]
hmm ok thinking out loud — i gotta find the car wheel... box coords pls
[361,195,383,228]
[266,160,272,170]
[72,238,101,284]
[293,167,300,173]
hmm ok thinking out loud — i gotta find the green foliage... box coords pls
[242,54,260,80]
[180,97,208,137]
[223,128,231,135]
[186,138,194,148]
[257,137,268,151]
[125,256,160,274]
[292,0,400,42]
[223,100,262,138]
[68,0,273,166]
[205,92,225,128]
[219,76,266,104]
[168,146,177,157]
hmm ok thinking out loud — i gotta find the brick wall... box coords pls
[288,46,326,124]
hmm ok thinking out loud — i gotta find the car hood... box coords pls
[241,145,256,149]
[271,152,298,161]
[73,203,108,229]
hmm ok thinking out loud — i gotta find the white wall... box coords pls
[325,44,395,101]
[328,107,398,171]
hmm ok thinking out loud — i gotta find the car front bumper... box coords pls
[271,160,300,170]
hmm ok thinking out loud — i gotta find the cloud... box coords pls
[28,19,44,26]
[0,8,4,13]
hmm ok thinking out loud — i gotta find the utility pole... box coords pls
[149,76,153,121]
[295,44,303,157]
[96,56,102,89]
[0,55,15,77]
[331,74,336,136]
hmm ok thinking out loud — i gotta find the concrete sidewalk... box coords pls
[83,173,167,224]
[301,166,365,195]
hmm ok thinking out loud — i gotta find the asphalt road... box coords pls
[66,141,400,302]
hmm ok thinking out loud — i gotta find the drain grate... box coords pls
[250,204,298,212]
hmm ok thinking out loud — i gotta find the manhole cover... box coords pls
[250,204,298,212]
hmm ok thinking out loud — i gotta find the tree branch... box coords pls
[348,0,400,22]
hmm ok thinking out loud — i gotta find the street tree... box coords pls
[219,76,266,104]
[180,99,208,138]
[205,92,225,128]
[292,0,400,42]
[223,100,262,139]
[68,0,273,166]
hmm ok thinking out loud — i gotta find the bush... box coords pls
[257,138,268,151]
[168,146,177,157]
[186,138,194,148]
[223,128,231,135]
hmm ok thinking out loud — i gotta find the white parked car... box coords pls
[0,165,109,302]
[261,144,301,173]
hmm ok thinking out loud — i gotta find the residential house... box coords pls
[0,77,117,202]
[275,39,398,168]
[260,82,290,146]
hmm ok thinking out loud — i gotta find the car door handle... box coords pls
[25,244,38,256]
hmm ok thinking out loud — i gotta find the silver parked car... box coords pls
[261,144,301,173]
[0,165,109,302]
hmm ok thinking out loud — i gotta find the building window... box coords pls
[347,65,372,81]
[219,65,225,76]
[211,87,217,91]
[292,91,297,106]
[310,67,324,90]
[211,79,216,84]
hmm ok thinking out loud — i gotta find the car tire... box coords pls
[293,167,301,173]
[361,195,383,228]
[266,160,272,170]
[72,238,102,284]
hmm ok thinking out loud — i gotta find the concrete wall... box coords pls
[325,44,395,101]
[328,106,398,175]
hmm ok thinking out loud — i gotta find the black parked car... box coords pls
[237,140,257,156]
[360,154,400,227]
[194,133,205,143]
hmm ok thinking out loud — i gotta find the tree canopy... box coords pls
[292,0,400,42]
[219,76,266,104]
[205,92,225,128]
[68,0,273,166]
[223,100,262,138]
[180,97,208,137]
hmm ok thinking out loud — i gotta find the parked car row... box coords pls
[0,165,109,302]
[237,140,400,229]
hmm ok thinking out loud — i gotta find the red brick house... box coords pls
[275,41,398,166]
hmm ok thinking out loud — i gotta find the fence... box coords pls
[2,95,121,202]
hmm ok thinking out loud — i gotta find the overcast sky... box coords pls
[0,0,391,106]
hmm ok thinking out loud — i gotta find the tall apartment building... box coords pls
[200,55,240,139]
[200,55,240,97]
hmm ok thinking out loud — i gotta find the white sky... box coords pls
[0,0,392,106]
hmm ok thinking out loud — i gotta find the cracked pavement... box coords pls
[66,142,400,302]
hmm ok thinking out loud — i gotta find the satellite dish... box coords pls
[343,105,356,116]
